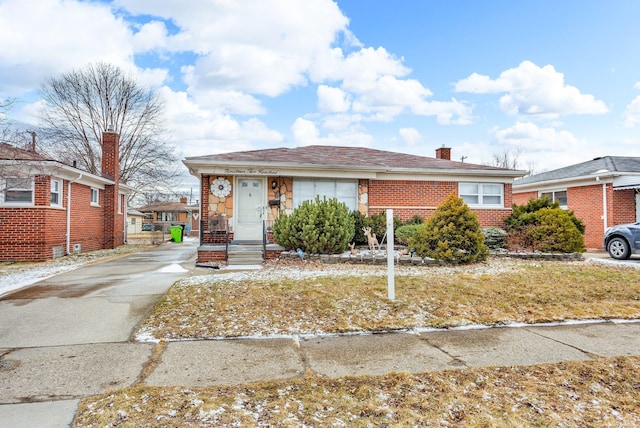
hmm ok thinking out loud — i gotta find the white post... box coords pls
[386,209,395,300]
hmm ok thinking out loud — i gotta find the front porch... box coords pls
[197,242,285,265]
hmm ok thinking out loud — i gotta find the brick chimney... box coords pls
[435,146,451,160]
[101,129,122,249]
[180,197,188,204]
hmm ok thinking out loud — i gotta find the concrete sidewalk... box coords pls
[1,246,640,427]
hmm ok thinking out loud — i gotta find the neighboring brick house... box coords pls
[0,131,129,261]
[183,145,525,262]
[512,156,640,249]
[136,197,199,236]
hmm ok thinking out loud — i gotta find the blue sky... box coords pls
[1,0,639,176]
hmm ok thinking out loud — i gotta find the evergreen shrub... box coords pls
[504,197,585,252]
[409,192,488,263]
[272,197,355,254]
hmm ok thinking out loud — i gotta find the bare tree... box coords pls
[492,147,523,170]
[37,62,181,198]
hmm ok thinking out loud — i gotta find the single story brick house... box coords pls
[512,156,640,249]
[0,131,130,261]
[183,145,525,263]
[136,197,200,236]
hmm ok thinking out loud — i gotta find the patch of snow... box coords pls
[222,264,263,271]
[158,264,188,273]
[0,260,87,297]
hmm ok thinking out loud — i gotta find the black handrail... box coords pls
[202,216,230,262]
[262,220,267,262]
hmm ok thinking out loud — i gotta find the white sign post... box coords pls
[386,209,395,300]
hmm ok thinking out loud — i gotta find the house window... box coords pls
[1,177,34,204]
[91,188,99,206]
[293,179,358,211]
[50,179,62,206]
[459,183,504,207]
[130,217,136,225]
[540,190,567,207]
[159,211,178,222]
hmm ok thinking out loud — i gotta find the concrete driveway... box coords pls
[0,238,198,427]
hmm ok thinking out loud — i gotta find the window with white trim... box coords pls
[50,179,62,206]
[90,188,99,206]
[459,183,504,207]
[293,179,358,211]
[1,177,34,204]
[540,190,567,207]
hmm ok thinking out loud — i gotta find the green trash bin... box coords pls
[170,225,183,243]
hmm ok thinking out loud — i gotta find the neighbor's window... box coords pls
[540,190,567,207]
[50,179,62,206]
[2,177,34,204]
[459,183,504,207]
[293,179,358,211]
[130,217,136,225]
[160,211,178,222]
[90,188,99,206]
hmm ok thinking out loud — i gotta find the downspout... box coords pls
[66,173,83,255]
[602,182,608,234]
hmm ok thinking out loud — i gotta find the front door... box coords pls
[234,178,264,241]
[636,191,640,222]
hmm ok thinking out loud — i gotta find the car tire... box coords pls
[607,237,631,260]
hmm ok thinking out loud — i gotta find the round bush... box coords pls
[522,207,584,253]
[409,192,488,264]
[272,197,355,254]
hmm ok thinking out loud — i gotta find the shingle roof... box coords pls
[0,142,49,161]
[185,145,512,172]
[136,202,199,212]
[515,156,640,185]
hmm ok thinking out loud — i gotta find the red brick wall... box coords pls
[610,188,637,225]
[68,182,107,253]
[367,180,512,227]
[567,185,605,249]
[512,191,537,205]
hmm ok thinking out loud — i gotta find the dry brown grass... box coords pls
[138,259,640,339]
[74,355,640,427]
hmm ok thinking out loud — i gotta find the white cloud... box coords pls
[0,0,134,95]
[623,84,640,127]
[119,0,349,97]
[158,87,283,156]
[455,61,608,118]
[291,117,372,147]
[399,128,422,146]
[317,85,351,112]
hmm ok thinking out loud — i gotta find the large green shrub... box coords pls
[505,197,585,234]
[272,197,355,254]
[520,208,584,252]
[409,192,488,263]
[505,197,585,252]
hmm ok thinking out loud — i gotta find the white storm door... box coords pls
[636,192,640,222]
[235,178,264,241]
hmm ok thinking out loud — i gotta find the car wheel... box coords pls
[607,237,631,260]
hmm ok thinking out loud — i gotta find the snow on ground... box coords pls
[0,259,89,296]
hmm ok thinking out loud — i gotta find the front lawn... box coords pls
[136,258,640,340]
[75,356,640,426]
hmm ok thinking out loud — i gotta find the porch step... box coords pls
[227,245,263,265]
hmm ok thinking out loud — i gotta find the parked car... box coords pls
[603,222,640,259]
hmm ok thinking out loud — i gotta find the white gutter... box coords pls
[66,173,83,255]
